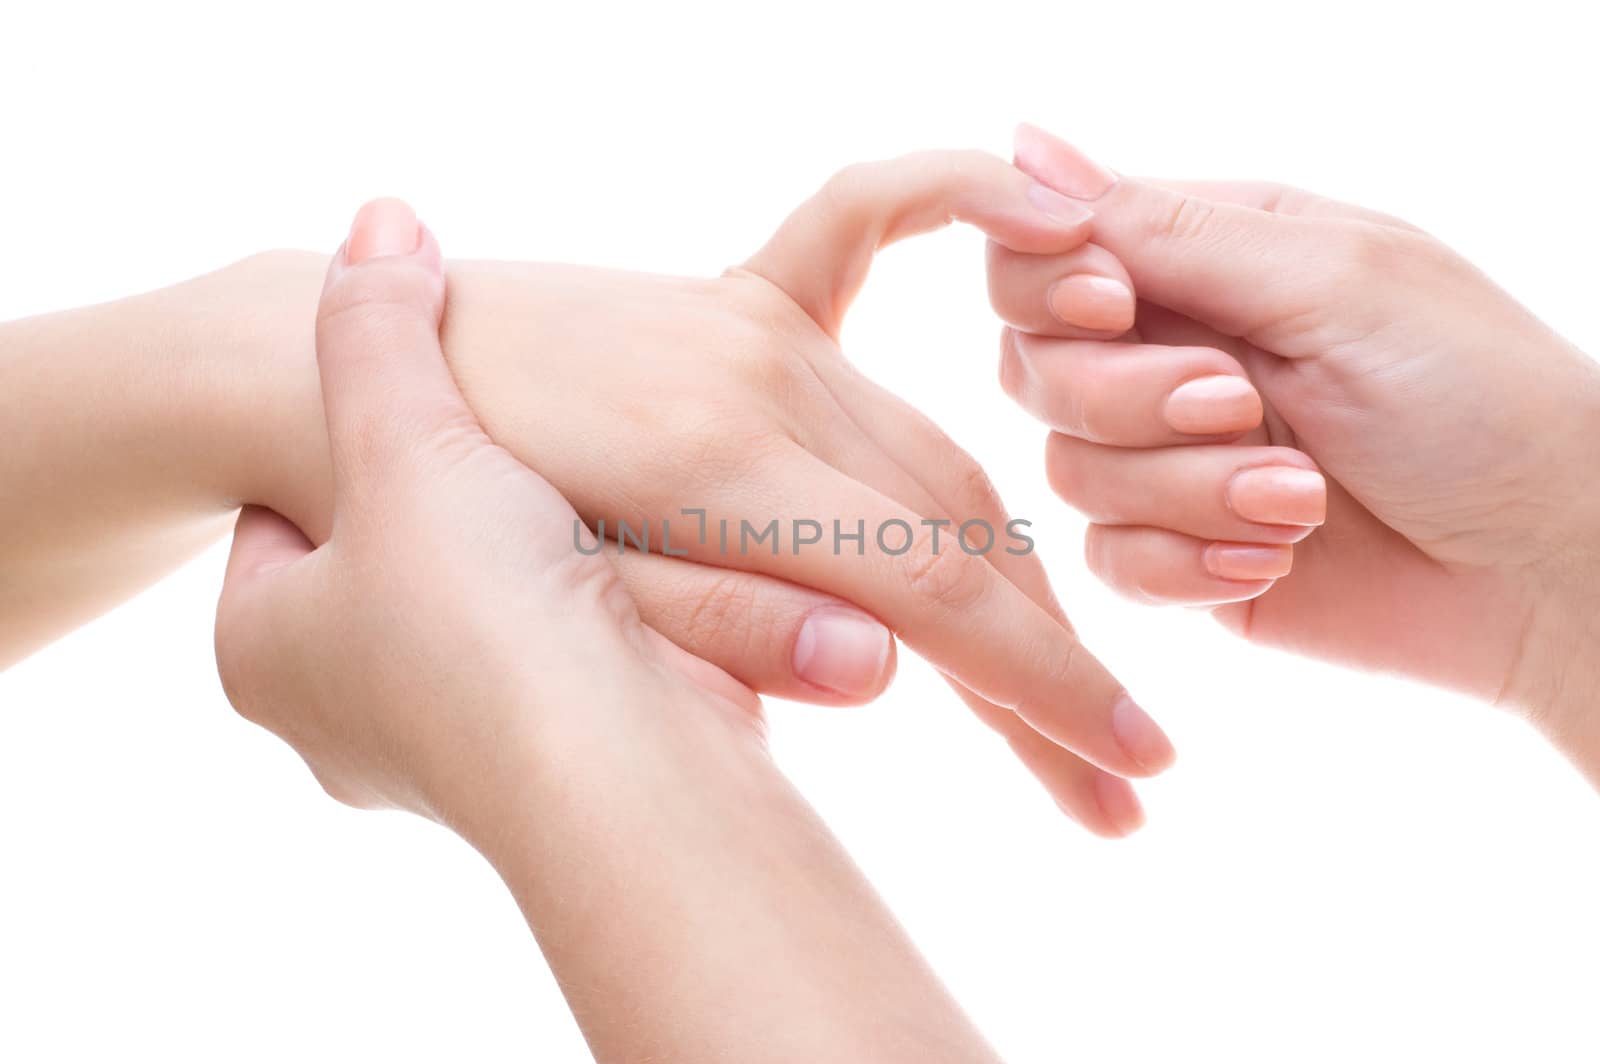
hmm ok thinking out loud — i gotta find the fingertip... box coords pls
[1047,274,1137,334]
[1088,772,1147,838]
[323,199,441,297]
[1202,542,1295,582]
[1111,694,1177,776]
[792,607,897,704]
[1012,123,1118,201]
[346,197,422,265]
[1163,374,1264,436]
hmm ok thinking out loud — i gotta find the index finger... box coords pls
[742,149,1099,339]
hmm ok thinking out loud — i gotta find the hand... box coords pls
[215,200,754,823]
[212,154,1175,834]
[988,123,1600,779]
[214,201,1007,1064]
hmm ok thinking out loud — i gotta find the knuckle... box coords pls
[1082,525,1148,603]
[948,451,1004,522]
[985,244,1031,323]
[1082,523,1109,577]
[1044,364,1105,442]
[730,329,806,399]
[1152,193,1219,245]
[1044,435,1104,514]
[1316,222,1424,293]
[1403,229,1464,277]
[1256,181,1307,214]
[1044,433,1083,500]
[1039,634,1083,700]
[817,161,873,213]
[681,571,761,653]
[901,525,988,611]
[1070,381,1117,443]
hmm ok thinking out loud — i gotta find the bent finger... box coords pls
[743,149,1097,339]
[986,241,1136,337]
[1012,124,1405,348]
[1046,436,1326,543]
[1084,524,1286,606]
[1001,331,1262,445]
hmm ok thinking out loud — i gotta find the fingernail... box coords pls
[1014,123,1118,201]
[1026,181,1096,227]
[1091,773,1146,837]
[346,197,421,265]
[1227,466,1327,526]
[1163,375,1262,435]
[793,608,892,699]
[1204,543,1294,581]
[1111,694,1176,775]
[1047,274,1135,332]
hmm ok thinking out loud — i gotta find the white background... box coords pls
[3,2,1598,1060]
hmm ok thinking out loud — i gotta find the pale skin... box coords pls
[213,201,1002,1062]
[0,151,1171,838]
[3,134,1599,1058]
[214,179,1600,1060]
[990,123,1600,788]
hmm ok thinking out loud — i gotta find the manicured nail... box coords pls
[793,607,892,698]
[1026,181,1096,227]
[346,198,421,265]
[1163,375,1262,435]
[1091,773,1146,837]
[1111,694,1176,775]
[1204,543,1294,581]
[1227,466,1327,526]
[1047,274,1136,332]
[1014,123,1118,201]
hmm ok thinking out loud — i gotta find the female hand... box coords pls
[213,201,1005,1063]
[214,199,758,818]
[208,154,1172,833]
[987,124,1600,781]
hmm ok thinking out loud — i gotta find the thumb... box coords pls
[315,198,480,499]
[1013,123,1387,348]
[742,149,1098,339]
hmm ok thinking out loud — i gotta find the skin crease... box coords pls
[215,200,1003,1063]
[0,151,1167,835]
[990,124,1600,787]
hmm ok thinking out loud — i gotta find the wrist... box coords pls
[1504,559,1600,788]
[442,670,769,873]
[171,249,334,539]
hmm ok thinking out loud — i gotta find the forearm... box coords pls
[459,684,1001,1064]
[0,252,330,667]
